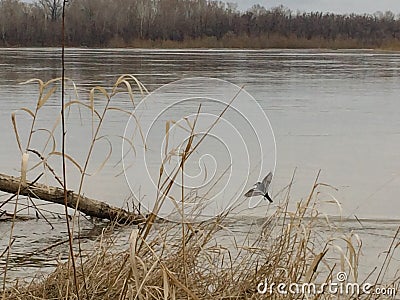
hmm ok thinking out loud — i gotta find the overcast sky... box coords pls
[235,0,400,14]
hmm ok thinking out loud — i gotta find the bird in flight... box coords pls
[244,172,273,208]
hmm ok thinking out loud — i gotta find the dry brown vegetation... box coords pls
[123,35,375,50]
[4,177,400,299]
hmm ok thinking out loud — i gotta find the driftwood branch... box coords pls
[0,172,144,224]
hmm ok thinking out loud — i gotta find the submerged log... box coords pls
[0,172,144,224]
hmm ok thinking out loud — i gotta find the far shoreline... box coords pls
[0,42,400,52]
[2,34,400,52]
[1,46,400,52]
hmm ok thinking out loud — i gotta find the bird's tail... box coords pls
[264,193,273,203]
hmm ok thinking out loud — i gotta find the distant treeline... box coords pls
[1,0,400,48]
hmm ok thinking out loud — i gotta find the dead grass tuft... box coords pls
[6,178,400,299]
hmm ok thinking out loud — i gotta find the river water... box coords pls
[0,48,399,283]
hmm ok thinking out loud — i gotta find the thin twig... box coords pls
[61,1,80,298]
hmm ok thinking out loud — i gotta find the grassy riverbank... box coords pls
[108,35,400,51]
[4,35,400,51]
[4,180,399,299]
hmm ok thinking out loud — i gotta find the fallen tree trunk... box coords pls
[0,172,144,224]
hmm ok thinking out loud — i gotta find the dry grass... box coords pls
[1,74,147,297]
[111,34,398,50]
[2,75,399,299]
[5,176,400,299]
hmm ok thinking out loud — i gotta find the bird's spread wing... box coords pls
[262,172,273,190]
[244,188,264,197]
